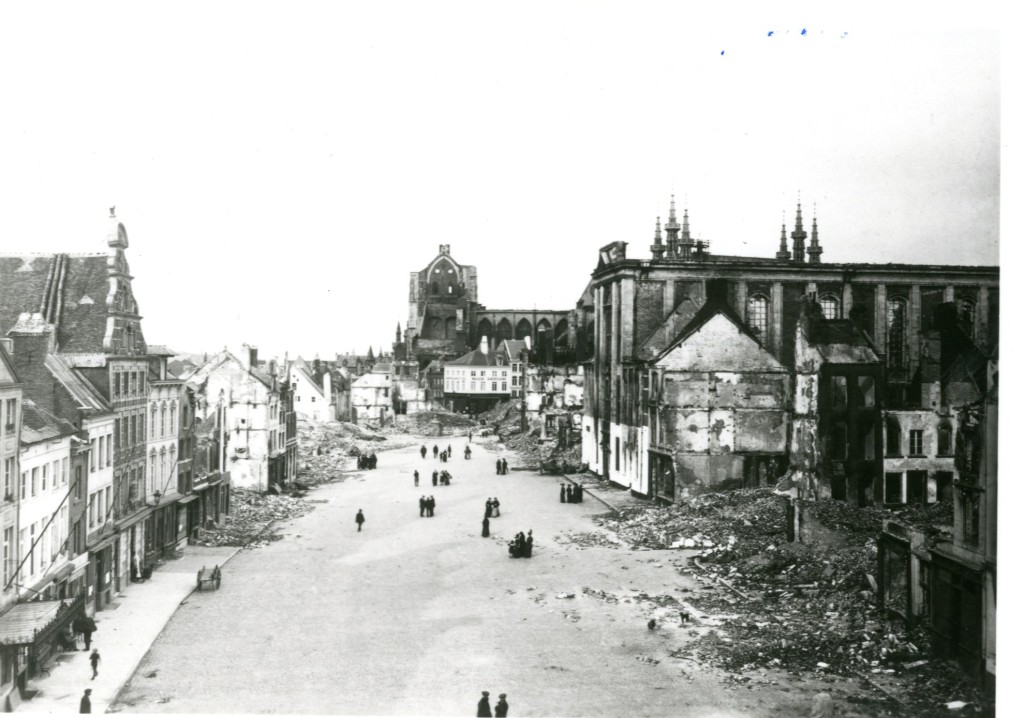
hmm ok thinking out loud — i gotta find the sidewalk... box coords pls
[19,546,238,714]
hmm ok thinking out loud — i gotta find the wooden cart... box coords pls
[197,565,222,591]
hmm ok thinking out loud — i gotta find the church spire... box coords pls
[807,203,823,264]
[790,197,807,263]
[680,207,693,259]
[776,211,790,260]
[650,216,666,259]
[664,195,681,257]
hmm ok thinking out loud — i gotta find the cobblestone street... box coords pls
[111,438,852,717]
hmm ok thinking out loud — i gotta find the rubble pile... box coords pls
[297,420,415,485]
[195,488,312,547]
[386,410,478,435]
[482,399,583,470]
[591,489,978,713]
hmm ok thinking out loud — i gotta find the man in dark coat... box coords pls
[576,484,583,502]
[428,496,435,517]
[447,444,452,457]
[80,689,92,714]
[501,458,508,475]
[433,444,439,458]
[356,509,365,532]
[524,530,533,558]
[495,693,509,717]
[75,616,97,651]
[89,649,101,679]
[477,691,492,717]
[560,484,566,503]
[419,496,426,517]
[496,459,502,475]
[421,445,427,459]
[485,499,493,519]
[432,470,438,486]
[482,516,490,537]
[414,470,419,487]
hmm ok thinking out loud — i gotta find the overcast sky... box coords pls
[0,2,1004,361]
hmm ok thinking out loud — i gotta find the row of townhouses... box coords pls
[0,211,240,709]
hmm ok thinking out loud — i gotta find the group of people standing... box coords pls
[477,691,510,717]
[494,458,509,475]
[560,482,584,503]
[481,497,501,537]
[357,453,378,470]
[508,530,533,558]
[421,443,458,463]
[418,495,438,517]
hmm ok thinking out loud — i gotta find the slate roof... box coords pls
[20,399,79,445]
[45,355,111,413]
[0,343,19,385]
[653,294,764,363]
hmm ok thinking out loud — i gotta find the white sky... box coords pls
[0,2,1004,360]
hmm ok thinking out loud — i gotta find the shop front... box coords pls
[0,594,84,707]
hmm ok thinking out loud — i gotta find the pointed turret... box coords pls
[367,346,375,362]
[396,322,402,343]
[807,204,823,264]
[650,216,665,259]
[776,212,790,260]
[680,207,694,259]
[664,196,680,257]
[790,199,807,263]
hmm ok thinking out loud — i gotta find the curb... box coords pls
[561,474,624,515]
[105,546,244,713]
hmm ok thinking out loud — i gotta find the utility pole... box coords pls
[520,346,528,433]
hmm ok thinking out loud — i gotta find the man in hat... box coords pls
[80,689,92,714]
[420,444,427,459]
[495,693,509,717]
[419,496,426,517]
[356,509,365,532]
[477,691,492,717]
[501,458,508,475]
[89,649,101,679]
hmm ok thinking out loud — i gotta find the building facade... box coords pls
[582,199,998,503]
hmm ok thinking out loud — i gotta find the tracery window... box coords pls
[747,294,769,338]
[887,296,909,369]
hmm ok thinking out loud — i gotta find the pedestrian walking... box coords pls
[447,444,452,457]
[433,444,439,458]
[432,470,438,486]
[414,470,419,487]
[89,649,100,679]
[356,509,365,532]
[465,445,472,459]
[525,530,533,558]
[495,693,509,717]
[468,431,473,442]
[477,691,492,717]
[560,484,566,503]
[485,499,493,519]
[419,496,426,517]
[496,459,502,475]
[421,445,427,459]
[80,689,92,714]
[501,458,508,475]
[427,495,435,517]
[482,516,490,537]
[492,497,500,517]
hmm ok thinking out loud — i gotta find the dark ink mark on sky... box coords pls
[720,50,725,55]
[801,28,807,36]
[768,31,774,37]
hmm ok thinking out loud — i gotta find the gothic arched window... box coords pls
[819,294,840,320]
[747,294,769,338]
[887,296,908,369]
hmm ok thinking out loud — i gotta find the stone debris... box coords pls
[555,592,576,599]
[585,486,985,714]
[552,531,620,549]
[195,489,313,547]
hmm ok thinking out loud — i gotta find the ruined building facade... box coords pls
[582,199,999,506]
[404,245,587,369]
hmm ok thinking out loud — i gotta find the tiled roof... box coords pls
[448,349,501,367]
[0,252,146,355]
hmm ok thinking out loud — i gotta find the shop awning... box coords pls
[177,494,199,505]
[0,596,83,647]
